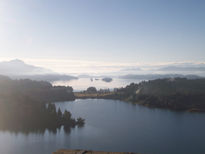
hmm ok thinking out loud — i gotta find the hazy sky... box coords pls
[0,0,205,73]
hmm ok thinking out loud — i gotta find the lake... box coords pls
[0,99,205,154]
[52,78,143,91]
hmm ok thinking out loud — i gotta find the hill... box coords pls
[120,74,202,80]
[0,59,77,82]
[76,78,205,112]
[115,78,205,112]
[0,75,84,132]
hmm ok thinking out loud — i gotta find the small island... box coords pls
[102,77,113,83]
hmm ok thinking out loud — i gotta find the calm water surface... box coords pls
[52,78,143,91]
[0,99,205,154]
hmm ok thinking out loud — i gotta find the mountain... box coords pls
[120,74,202,80]
[12,74,78,82]
[0,59,77,82]
[0,59,52,75]
[157,66,205,72]
[120,67,142,72]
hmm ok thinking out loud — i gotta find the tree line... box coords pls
[77,78,205,112]
[0,75,84,133]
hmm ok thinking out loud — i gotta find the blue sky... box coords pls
[0,0,205,73]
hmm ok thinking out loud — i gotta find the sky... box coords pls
[0,0,205,74]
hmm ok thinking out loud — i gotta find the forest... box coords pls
[0,75,84,133]
[76,78,205,112]
[115,78,205,112]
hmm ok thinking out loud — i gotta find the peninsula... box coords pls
[75,78,205,112]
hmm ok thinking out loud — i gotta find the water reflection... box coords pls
[0,126,75,135]
[0,99,205,154]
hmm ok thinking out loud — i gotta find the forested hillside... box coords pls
[0,75,84,132]
[116,78,205,112]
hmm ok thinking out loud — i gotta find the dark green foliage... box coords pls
[0,75,84,133]
[76,117,85,127]
[110,78,205,112]
[0,99,85,132]
[86,87,97,93]
[57,108,63,118]
[139,78,205,96]
[0,75,75,103]
[63,110,72,120]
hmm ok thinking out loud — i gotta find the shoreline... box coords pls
[74,92,205,113]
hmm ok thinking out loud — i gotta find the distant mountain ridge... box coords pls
[120,74,202,80]
[157,66,205,72]
[116,63,205,76]
[0,59,53,75]
[1,59,204,82]
[0,59,77,82]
